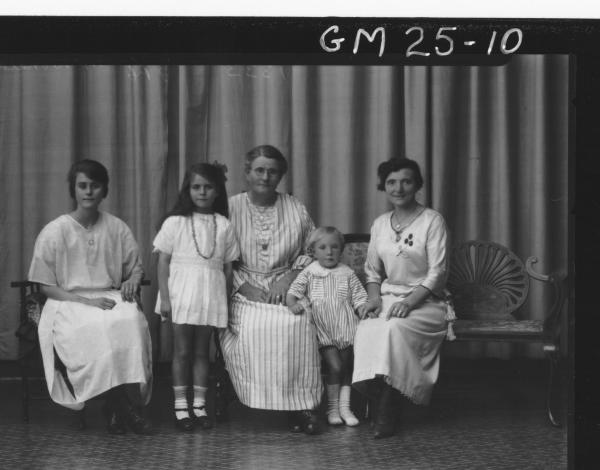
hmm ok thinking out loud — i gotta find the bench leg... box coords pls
[545,348,562,427]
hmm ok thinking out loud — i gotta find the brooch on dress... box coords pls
[396,233,413,257]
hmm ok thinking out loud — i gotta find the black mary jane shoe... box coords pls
[124,405,154,435]
[102,402,127,435]
[174,409,195,432]
[192,406,214,430]
[298,410,320,435]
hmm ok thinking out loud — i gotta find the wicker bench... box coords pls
[341,235,567,427]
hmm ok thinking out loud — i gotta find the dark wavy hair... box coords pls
[244,144,288,175]
[67,159,109,199]
[159,162,229,229]
[376,157,424,191]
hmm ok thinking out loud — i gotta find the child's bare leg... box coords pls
[191,326,213,428]
[321,346,343,425]
[172,324,193,420]
[339,347,359,426]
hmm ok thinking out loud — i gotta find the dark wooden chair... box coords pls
[446,240,567,427]
[11,279,151,426]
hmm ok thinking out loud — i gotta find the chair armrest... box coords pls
[525,257,567,345]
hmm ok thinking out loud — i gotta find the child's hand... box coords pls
[356,304,368,319]
[289,304,305,315]
[362,297,382,319]
[160,298,172,321]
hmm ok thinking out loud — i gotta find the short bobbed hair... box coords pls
[244,144,288,175]
[67,159,109,199]
[306,226,345,256]
[376,157,424,192]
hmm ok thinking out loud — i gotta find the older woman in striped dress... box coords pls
[220,145,323,434]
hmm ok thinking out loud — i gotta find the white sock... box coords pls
[339,385,359,426]
[192,385,208,417]
[326,384,343,425]
[173,385,189,420]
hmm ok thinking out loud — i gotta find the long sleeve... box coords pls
[364,220,385,285]
[287,268,311,300]
[420,214,448,295]
[349,272,368,309]
[291,202,316,271]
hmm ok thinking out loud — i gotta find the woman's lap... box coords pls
[220,296,322,410]
[42,290,152,407]
[352,298,448,405]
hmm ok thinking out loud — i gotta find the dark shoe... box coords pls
[299,410,320,435]
[125,405,153,435]
[288,411,303,433]
[373,384,398,439]
[102,402,127,435]
[192,407,213,430]
[174,409,195,432]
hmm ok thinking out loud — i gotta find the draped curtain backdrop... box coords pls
[0,56,569,362]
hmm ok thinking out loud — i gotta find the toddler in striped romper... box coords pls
[286,226,368,426]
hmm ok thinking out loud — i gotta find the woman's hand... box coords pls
[362,297,383,319]
[85,297,117,310]
[120,278,140,302]
[238,283,268,303]
[266,277,292,305]
[385,300,412,320]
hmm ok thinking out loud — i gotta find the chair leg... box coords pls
[545,348,562,427]
[21,360,30,423]
[78,408,87,430]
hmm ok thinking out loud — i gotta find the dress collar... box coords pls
[305,260,353,277]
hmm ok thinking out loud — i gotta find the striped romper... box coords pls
[288,261,368,350]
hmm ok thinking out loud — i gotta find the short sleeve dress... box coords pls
[287,261,368,350]
[28,212,152,410]
[153,213,240,327]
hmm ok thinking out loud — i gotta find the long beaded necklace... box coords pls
[190,213,217,259]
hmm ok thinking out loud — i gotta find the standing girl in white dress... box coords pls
[286,227,368,427]
[154,163,240,432]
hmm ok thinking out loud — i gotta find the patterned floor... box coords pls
[0,361,569,470]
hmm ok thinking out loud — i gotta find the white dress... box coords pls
[28,212,152,410]
[352,207,455,405]
[153,213,240,327]
[287,261,368,350]
[220,193,323,410]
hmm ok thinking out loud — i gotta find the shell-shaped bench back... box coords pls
[447,240,529,320]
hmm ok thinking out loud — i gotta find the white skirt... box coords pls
[352,296,448,405]
[154,256,229,327]
[38,290,153,410]
[220,294,323,410]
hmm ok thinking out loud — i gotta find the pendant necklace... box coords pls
[191,213,217,259]
[390,206,423,244]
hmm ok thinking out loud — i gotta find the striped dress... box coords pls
[287,261,368,350]
[220,192,323,410]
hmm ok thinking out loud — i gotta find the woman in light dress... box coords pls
[28,159,153,435]
[353,157,456,439]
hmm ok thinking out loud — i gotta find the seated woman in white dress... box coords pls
[28,159,153,435]
[219,145,323,435]
[353,157,456,439]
